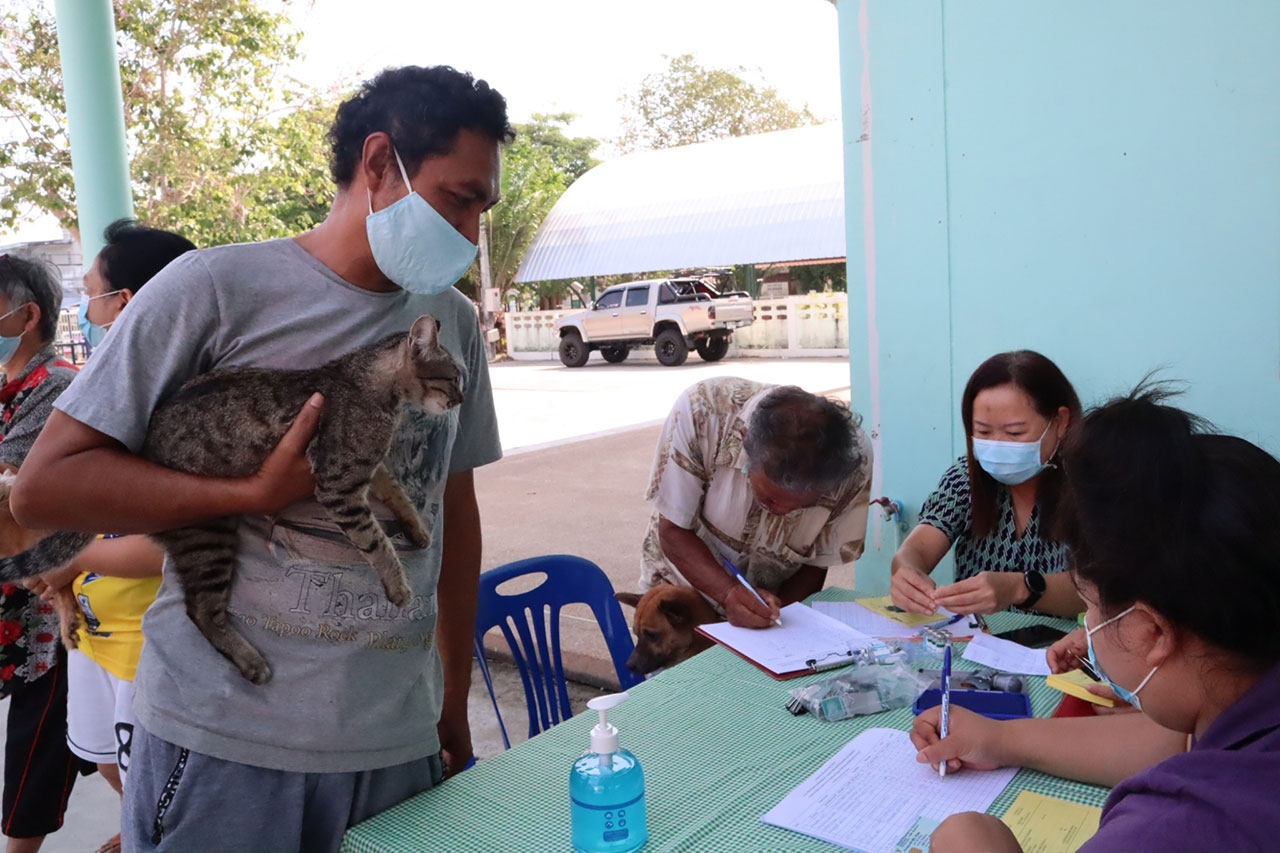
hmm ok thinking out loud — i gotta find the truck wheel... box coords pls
[695,335,730,363]
[654,328,689,367]
[559,333,590,368]
[600,344,629,364]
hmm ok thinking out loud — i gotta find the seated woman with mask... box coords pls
[912,385,1280,852]
[891,350,1084,617]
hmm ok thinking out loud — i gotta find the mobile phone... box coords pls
[994,625,1067,649]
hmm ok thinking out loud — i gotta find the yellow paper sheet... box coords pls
[1046,669,1116,707]
[1001,791,1102,853]
[856,595,947,628]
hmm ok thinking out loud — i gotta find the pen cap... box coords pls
[587,692,628,756]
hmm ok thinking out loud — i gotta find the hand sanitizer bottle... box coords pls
[570,692,648,852]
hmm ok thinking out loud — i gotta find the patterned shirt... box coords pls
[640,378,873,601]
[917,458,1069,582]
[0,346,78,694]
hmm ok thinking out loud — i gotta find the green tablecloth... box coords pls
[343,589,1109,852]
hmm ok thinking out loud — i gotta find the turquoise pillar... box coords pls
[54,0,133,261]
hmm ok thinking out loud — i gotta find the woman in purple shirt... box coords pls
[912,384,1280,853]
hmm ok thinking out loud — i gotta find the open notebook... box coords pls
[696,602,875,679]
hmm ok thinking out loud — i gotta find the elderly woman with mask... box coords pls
[0,253,88,853]
[639,378,873,628]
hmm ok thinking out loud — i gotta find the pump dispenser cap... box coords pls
[587,692,628,755]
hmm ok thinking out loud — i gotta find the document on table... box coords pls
[812,600,929,640]
[1000,791,1102,853]
[761,728,1017,852]
[813,599,975,642]
[962,632,1052,676]
[697,602,874,678]
[857,596,958,629]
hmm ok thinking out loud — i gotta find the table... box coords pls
[343,589,1109,852]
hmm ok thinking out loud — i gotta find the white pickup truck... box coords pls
[556,278,755,367]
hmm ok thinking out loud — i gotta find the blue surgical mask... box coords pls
[0,302,31,365]
[1085,606,1159,711]
[366,147,478,296]
[971,421,1055,485]
[78,291,119,348]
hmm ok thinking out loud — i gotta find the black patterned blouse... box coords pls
[917,458,1069,582]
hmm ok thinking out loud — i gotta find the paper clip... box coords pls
[806,651,856,673]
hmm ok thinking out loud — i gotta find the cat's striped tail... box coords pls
[0,531,96,581]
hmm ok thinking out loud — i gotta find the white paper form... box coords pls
[962,632,1052,676]
[698,602,874,673]
[811,600,936,640]
[761,728,1017,852]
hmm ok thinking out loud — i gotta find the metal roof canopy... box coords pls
[514,123,844,283]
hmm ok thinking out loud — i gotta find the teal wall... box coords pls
[837,1,1280,593]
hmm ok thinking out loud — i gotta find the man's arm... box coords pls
[435,469,481,774]
[11,405,322,533]
[656,516,779,628]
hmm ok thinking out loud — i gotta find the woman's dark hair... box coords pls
[744,386,864,494]
[0,253,62,343]
[328,65,515,187]
[97,219,196,293]
[961,350,1082,538]
[1059,383,1280,669]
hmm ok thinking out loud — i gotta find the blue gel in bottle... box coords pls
[570,692,648,852]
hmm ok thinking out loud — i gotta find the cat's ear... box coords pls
[409,315,440,352]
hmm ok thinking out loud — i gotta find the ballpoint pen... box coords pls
[723,557,783,627]
[939,642,952,778]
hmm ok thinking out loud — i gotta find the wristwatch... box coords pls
[1019,569,1047,610]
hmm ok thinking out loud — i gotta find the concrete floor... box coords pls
[41,356,855,850]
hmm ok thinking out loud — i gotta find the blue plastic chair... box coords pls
[473,555,644,749]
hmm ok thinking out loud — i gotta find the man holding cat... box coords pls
[12,66,509,852]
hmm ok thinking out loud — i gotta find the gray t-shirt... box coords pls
[54,238,501,773]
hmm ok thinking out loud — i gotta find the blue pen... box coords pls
[723,557,782,627]
[939,642,952,778]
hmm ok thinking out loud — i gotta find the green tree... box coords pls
[483,135,565,306]
[0,0,335,247]
[617,54,817,152]
[790,261,847,293]
[518,112,599,187]
[476,115,600,312]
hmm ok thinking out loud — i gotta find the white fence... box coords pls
[508,293,850,360]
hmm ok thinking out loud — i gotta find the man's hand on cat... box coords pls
[438,711,474,777]
[244,393,324,515]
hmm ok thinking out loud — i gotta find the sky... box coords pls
[290,0,841,143]
[4,0,842,242]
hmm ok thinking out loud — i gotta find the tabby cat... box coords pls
[0,314,464,685]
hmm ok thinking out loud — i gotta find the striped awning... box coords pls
[514,123,845,282]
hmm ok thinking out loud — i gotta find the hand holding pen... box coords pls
[722,557,783,628]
